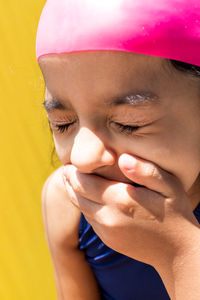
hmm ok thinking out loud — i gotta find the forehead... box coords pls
[39,51,200,116]
[39,52,172,98]
[39,51,169,80]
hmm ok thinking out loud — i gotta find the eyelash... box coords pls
[55,123,74,133]
[55,121,140,135]
[113,122,140,134]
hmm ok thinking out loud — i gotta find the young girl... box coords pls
[37,1,200,299]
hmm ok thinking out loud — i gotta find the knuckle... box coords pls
[99,209,118,229]
[102,214,116,228]
[103,218,116,229]
[116,197,136,214]
[110,184,137,215]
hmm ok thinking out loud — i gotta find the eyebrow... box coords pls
[42,91,159,113]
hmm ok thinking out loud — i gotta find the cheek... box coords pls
[168,131,200,191]
[173,148,200,191]
[122,134,200,192]
[52,135,72,165]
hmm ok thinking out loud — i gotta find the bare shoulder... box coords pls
[41,167,101,300]
[41,165,81,249]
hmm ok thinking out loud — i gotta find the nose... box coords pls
[70,127,116,173]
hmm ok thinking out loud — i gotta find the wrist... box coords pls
[156,220,199,269]
[154,224,200,300]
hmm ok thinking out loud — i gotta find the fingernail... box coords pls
[119,154,137,170]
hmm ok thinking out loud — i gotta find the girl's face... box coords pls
[39,52,200,201]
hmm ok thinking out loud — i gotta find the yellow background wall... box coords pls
[0,1,61,299]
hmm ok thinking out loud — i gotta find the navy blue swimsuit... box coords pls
[79,202,200,300]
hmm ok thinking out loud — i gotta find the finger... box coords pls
[63,164,164,210]
[63,163,175,217]
[63,164,123,204]
[63,167,104,212]
[118,153,182,198]
[63,176,81,209]
[64,165,150,215]
[63,166,166,225]
[126,186,166,222]
[66,182,104,219]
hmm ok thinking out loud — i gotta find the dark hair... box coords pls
[169,59,200,77]
[49,59,200,168]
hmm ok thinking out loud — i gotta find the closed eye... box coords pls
[111,122,140,135]
[54,121,76,133]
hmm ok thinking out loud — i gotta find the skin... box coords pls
[39,51,200,299]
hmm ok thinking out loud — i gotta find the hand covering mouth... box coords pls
[92,171,145,188]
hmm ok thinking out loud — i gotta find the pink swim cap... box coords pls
[36,0,200,67]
